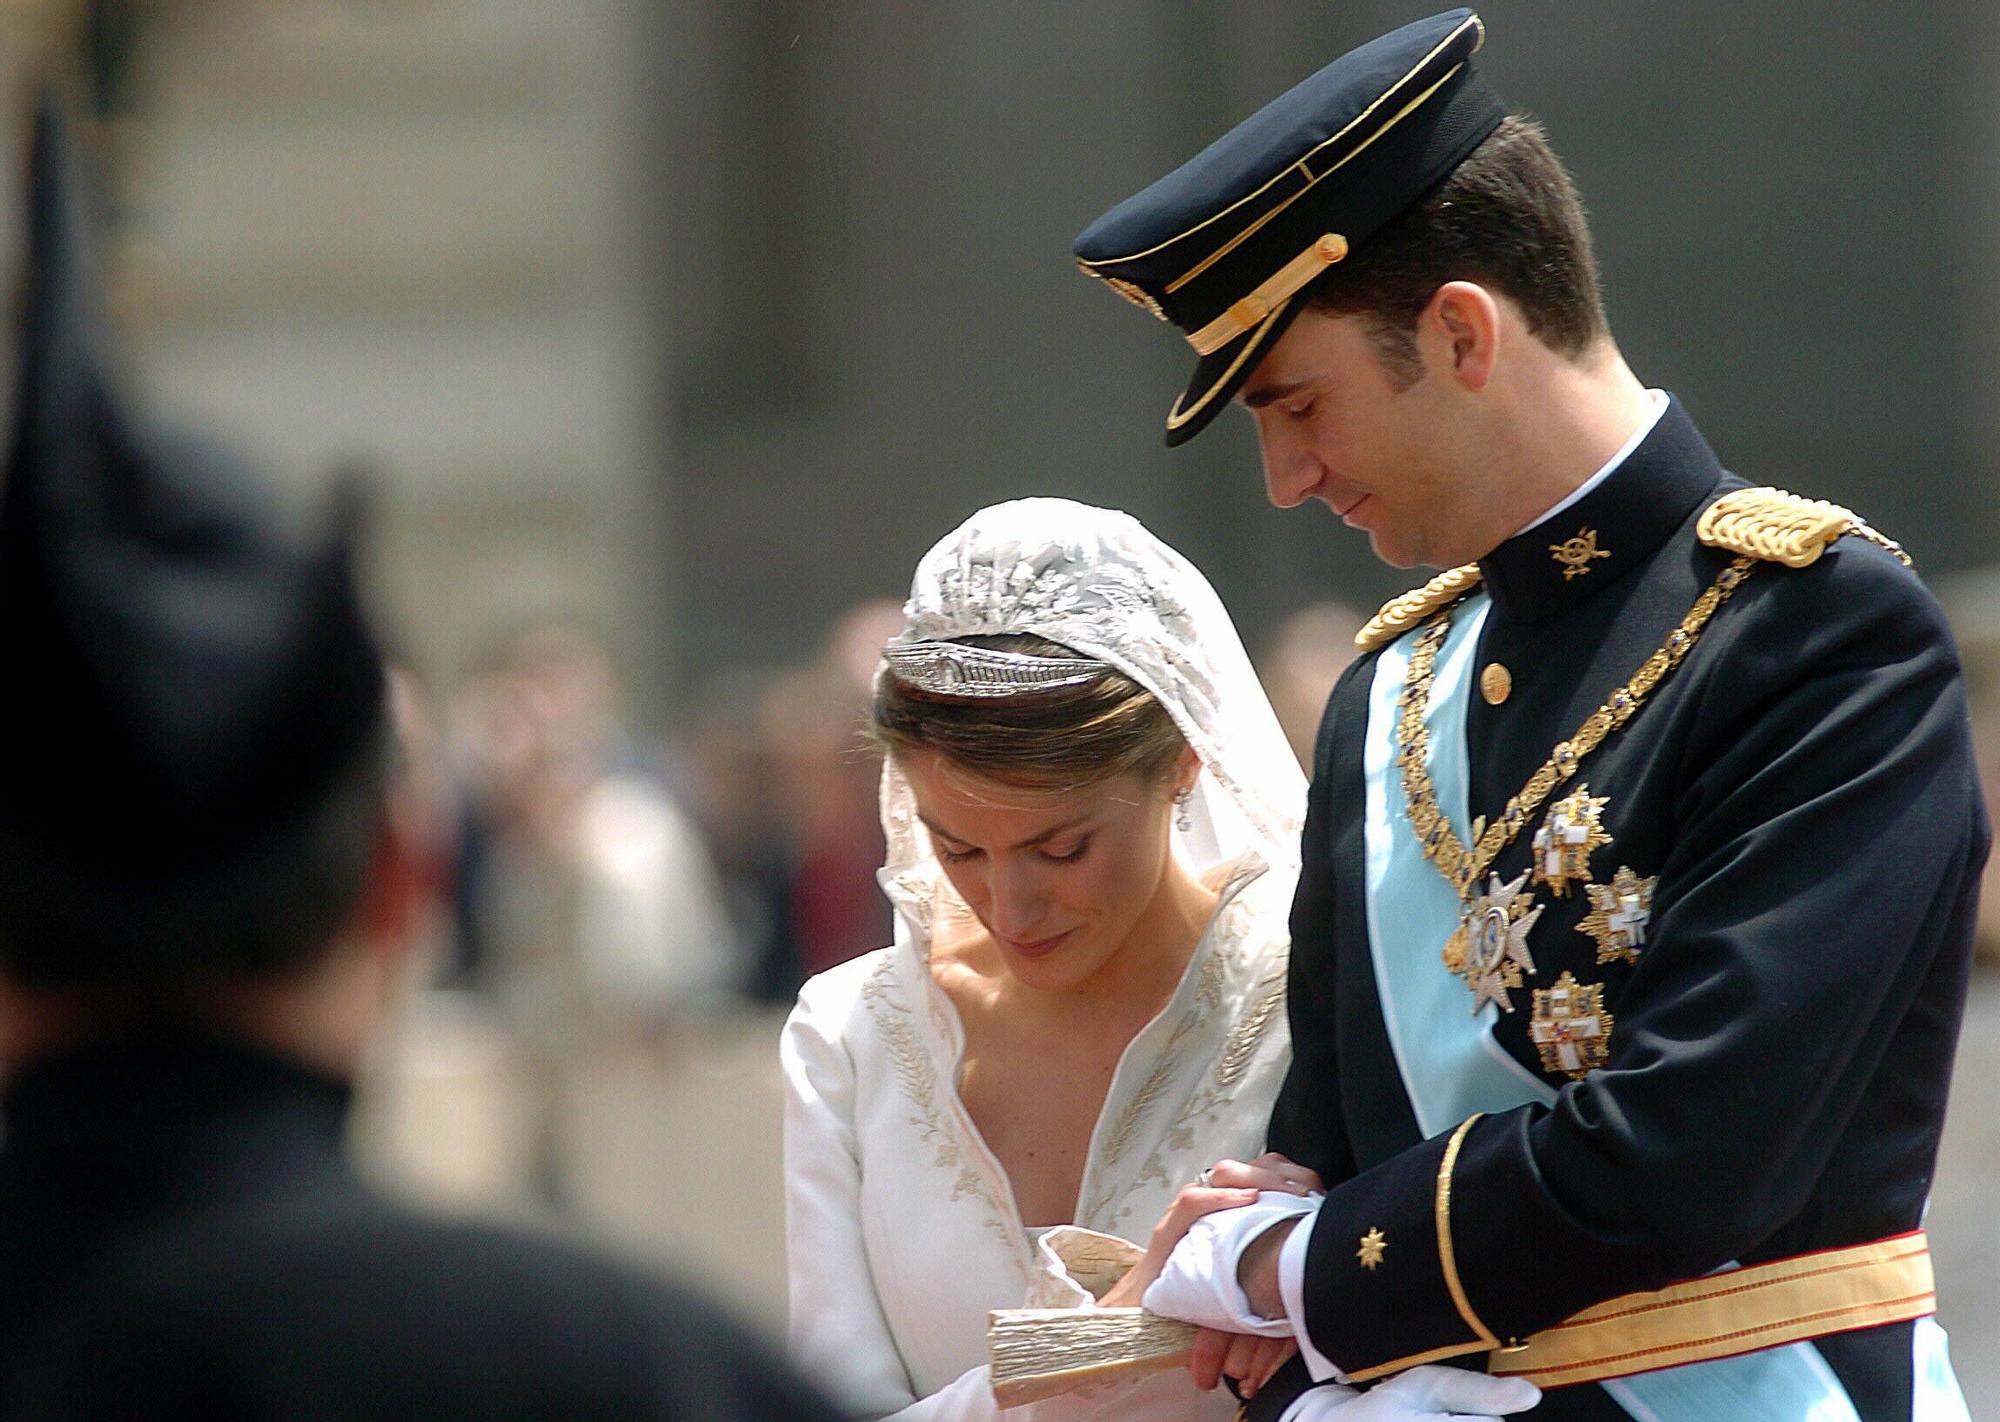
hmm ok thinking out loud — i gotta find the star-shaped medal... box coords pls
[1356,1228,1387,1271]
[1578,865,1657,966]
[1530,785,1611,898]
[1529,971,1614,1080]
[1444,870,1543,1014]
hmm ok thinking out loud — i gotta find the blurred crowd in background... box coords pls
[398,597,1367,1045]
[409,593,2000,1077]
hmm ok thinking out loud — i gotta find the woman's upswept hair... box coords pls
[871,634,1185,793]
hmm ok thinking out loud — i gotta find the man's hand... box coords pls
[1277,1367,1541,1421]
[1104,1152,1319,1309]
[1236,1213,1298,1320]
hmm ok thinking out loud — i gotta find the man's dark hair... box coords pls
[1307,115,1607,386]
[0,737,389,992]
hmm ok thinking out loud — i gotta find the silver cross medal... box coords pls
[1445,870,1543,1014]
[1536,814,1585,877]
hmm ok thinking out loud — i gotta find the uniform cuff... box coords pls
[1280,1206,1347,1383]
[1299,1116,1498,1380]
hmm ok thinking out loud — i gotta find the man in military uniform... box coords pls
[1072,11,1984,1420]
[0,99,847,1422]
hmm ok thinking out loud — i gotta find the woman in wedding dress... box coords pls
[782,499,1312,1420]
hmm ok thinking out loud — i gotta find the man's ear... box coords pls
[1421,280,1501,391]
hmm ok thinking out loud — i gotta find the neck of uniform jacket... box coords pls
[1475,395,1724,623]
[0,1027,354,1200]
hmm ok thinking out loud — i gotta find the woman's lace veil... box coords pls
[876,498,1306,949]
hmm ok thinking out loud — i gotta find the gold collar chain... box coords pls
[1397,555,1757,907]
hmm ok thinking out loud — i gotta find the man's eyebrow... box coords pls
[1239,377,1313,410]
[917,812,1093,851]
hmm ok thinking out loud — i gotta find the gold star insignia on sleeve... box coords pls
[1357,1228,1387,1270]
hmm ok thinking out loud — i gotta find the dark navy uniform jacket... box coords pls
[0,1031,846,1422]
[1252,401,1985,1421]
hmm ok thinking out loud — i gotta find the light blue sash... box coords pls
[1358,595,1966,1420]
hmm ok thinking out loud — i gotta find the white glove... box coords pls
[1277,1367,1541,1421]
[1140,1190,1319,1336]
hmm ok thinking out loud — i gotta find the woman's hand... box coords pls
[1204,1152,1324,1196]
[1096,1180,1259,1309]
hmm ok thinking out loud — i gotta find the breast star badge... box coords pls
[1578,866,1657,966]
[1549,526,1612,580]
[1530,785,1611,897]
[1529,972,1614,1080]
[1443,870,1542,1014]
[1357,1228,1387,1271]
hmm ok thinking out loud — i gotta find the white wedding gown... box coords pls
[783,853,1293,1421]
[781,498,1310,1422]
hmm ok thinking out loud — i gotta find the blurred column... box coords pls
[120,0,675,712]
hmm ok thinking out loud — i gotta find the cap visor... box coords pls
[1163,293,1308,447]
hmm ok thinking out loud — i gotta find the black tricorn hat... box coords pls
[0,95,386,976]
[1073,9,1504,445]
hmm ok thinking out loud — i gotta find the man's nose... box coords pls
[1256,419,1320,509]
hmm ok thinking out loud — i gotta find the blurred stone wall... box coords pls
[117,0,675,709]
[659,0,1994,702]
[2,0,1975,723]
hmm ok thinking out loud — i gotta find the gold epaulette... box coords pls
[1355,564,1483,651]
[1696,487,1912,569]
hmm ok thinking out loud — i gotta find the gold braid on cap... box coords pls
[1356,564,1484,651]
[1697,487,1911,568]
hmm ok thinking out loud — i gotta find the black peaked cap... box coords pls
[1074,9,1504,445]
[0,96,385,896]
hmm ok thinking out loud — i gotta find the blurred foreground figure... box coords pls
[0,98,843,1422]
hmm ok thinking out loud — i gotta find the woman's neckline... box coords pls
[918,852,1269,1232]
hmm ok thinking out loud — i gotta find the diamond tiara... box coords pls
[881,641,1111,699]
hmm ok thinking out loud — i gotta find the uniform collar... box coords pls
[1476,395,1722,623]
[1,1027,353,1164]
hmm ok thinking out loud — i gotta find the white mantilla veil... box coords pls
[877,498,1306,947]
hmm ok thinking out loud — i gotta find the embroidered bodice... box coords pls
[782,855,1293,1421]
